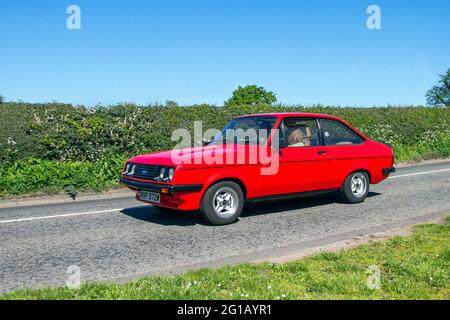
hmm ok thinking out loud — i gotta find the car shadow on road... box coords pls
[121,206,207,226]
[242,192,381,217]
[121,191,382,226]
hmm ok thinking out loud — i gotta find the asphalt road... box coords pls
[1,161,450,293]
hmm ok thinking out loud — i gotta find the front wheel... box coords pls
[341,171,370,203]
[200,181,244,225]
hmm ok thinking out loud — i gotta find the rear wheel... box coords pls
[200,181,244,225]
[341,171,369,203]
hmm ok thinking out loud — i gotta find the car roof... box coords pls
[235,112,340,120]
[235,112,368,139]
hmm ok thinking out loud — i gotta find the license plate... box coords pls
[140,191,160,203]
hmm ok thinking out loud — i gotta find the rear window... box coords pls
[319,119,364,146]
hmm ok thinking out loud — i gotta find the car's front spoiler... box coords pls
[120,177,203,193]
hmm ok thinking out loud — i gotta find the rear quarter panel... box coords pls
[325,140,394,186]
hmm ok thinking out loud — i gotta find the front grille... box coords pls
[129,164,160,181]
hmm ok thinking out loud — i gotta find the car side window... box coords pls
[319,119,364,146]
[283,118,320,148]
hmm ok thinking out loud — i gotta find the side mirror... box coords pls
[201,138,212,146]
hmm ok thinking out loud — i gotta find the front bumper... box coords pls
[120,177,203,193]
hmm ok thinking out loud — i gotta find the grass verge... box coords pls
[2,216,449,300]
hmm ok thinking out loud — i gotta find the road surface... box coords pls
[1,161,449,293]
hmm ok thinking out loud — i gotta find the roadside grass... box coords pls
[2,216,449,300]
[393,134,450,163]
[0,156,126,197]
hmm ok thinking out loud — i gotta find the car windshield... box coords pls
[209,116,278,145]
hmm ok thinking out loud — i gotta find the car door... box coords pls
[317,118,367,188]
[258,117,335,197]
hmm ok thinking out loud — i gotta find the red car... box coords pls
[121,113,395,225]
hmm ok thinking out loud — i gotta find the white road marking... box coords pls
[389,168,450,179]
[0,208,124,224]
[0,167,449,225]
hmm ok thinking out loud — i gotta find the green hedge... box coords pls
[2,102,450,162]
[0,156,126,196]
[0,102,449,196]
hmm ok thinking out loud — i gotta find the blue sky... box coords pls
[1,0,449,106]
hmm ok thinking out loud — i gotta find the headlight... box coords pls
[156,166,175,182]
[168,167,175,181]
[124,163,135,176]
[158,167,167,180]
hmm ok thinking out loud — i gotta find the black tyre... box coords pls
[200,181,244,225]
[340,171,370,203]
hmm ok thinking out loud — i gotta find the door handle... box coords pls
[317,150,327,155]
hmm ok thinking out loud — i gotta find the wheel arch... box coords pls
[344,160,372,184]
[347,168,372,184]
[203,177,248,199]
